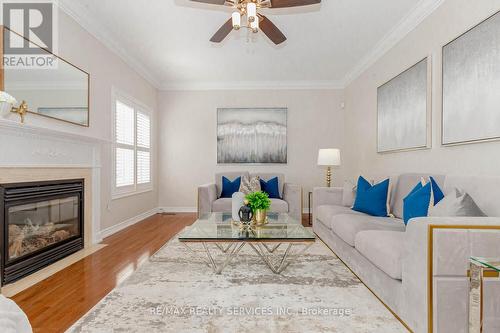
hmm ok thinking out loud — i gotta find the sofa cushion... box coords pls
[329,214,405,247]
[355,230,405,280]
[260,177,281,199]
[220,176,242,198]
[429,188,486,217]
[212,198,288,213]
[269,199,289,213]
[403,181,432,225]
[443,175,500,217]
[315,205,365,226]
[250,173,285,198]
[239,175,261,195]
[342,180,357,207]
[391,173,445,219]
[430,176,445,204]
[215,172,249,197]
[352,176,390,217]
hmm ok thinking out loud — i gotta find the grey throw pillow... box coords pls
[342,180,357,207]
[239,176,261,195]
[429,188,487,217]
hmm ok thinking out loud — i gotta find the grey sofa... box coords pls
[198,172,302,221]
[313,173,500,333]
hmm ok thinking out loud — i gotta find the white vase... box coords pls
[232,192,245,222]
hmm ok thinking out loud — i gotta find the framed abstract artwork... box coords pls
[217,108,287,164]
[442,10,500,145]
[377,57,431,153]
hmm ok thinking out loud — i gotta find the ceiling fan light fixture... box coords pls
[250,18,259,33]
[232,12,241,30]
[247,2,257,23]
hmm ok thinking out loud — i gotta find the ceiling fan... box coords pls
[190,0,321,45]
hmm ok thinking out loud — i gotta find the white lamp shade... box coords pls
[317,149,341,166]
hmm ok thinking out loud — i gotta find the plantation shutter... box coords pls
[115,101,135,188]
[137,111,151,185]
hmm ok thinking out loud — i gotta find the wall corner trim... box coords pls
[343,0,445,86]
[57,0,162,89]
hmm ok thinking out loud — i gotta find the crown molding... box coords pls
[57,0,162,89]
[342,0,445,87]
[160,80,345,91]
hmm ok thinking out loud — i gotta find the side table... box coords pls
[308,191,312,226]
[469,256,500,333]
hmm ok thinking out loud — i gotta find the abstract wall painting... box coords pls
[377,57,431,153]
[217,108,287,164]
[442,11,500,145]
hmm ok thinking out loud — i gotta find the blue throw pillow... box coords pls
[403,177,445,225]
[260,177,281,199]
[352,176,390,217]
[403,182,432,225]
[220,176,241,198]
[430,176,444,205]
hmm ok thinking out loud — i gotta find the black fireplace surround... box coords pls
[0,179,84,285]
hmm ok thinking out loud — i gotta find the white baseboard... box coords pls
[158,207,197,213]
[98,207,160,240]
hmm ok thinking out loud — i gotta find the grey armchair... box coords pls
[198,172,302,221]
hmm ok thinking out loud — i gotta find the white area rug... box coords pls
[68,231,407,333]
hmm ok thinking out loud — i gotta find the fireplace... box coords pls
[1,179,84,285]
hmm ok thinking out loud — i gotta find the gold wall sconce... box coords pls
[0,91,28,124]
[11,100,28,124]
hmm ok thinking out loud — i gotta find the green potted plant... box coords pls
[245,191,271,225]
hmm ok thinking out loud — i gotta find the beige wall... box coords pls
[158,89,345,209]
[57,10,159,230]
[344,0,500,181]
[1,10,159,231]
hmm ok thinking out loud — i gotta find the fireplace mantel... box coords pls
[0,119,102,245]
[0,120,106,294]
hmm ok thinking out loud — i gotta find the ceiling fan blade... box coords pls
[260,15,287,45]
[270,0,321,8]
[190,0,226,4]
[210,18,234,43]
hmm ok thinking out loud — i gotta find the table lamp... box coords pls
[317,149,341,187]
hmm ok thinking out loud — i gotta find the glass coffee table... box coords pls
[469,257,500,333]
[178,212,316,274]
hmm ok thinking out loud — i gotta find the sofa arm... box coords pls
[197,183,217,218]
[283,183,302,221]
[402,217,500,333]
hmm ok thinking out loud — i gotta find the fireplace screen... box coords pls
[1,179,84,285]
[8,196,80,261]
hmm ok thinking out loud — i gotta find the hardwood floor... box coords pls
[12,213,310,332]
[12,213,195,333]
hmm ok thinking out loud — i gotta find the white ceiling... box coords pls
[59,0,444,90]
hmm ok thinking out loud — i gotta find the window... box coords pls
[113,91,152,198]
